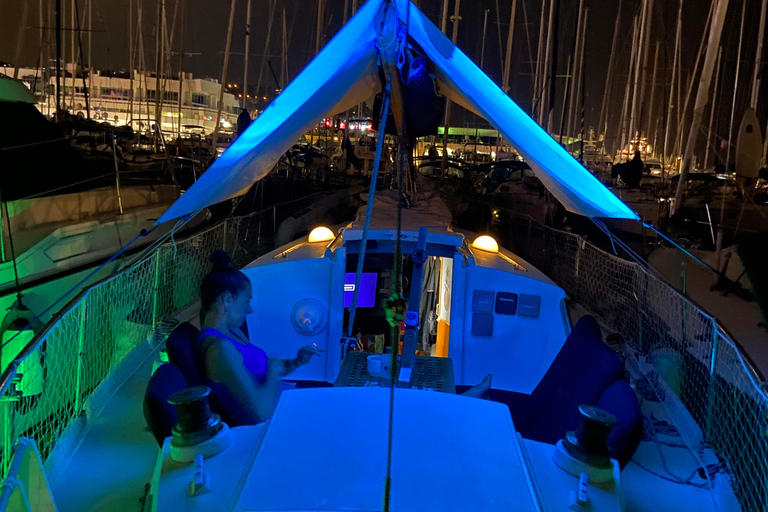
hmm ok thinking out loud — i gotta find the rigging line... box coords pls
[641,222,722,278]
[120,213,195,270]
[346,81,391,338]
[13,172,116,201]
[589,217,660,275]
[1,136,77,151]
[585,217,618,256]
[384,69,411,512]
[73,0,90,118]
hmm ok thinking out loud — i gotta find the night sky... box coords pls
[1,0,765,160]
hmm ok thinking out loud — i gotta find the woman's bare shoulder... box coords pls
[200,336,240,363]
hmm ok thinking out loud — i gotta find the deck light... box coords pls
[472,235,499,253]
[308,226,334,243]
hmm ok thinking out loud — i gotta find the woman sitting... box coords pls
[199,251,321,426]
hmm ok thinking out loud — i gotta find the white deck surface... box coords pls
[41,303,741,512]
[49,345,160,512]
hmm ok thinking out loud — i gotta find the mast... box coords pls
[704,46,722,170]
[282,8,288,89]
[598,0,621,139]
[55,0,62,120]
[494,0,504,77]
[441,0,450,34]
[546,0,561,133]
[441,0,462,177]
[211,0,237,153]
[129,0,134,124]
[87,0,92,118]
[576,7,587,148]
[751,0,767,109]
[627,0,649,147]
[580,9,588,161]
[569,1,588,141]
[636,0,655,138]
[137,0,149,126]
[154,0,165,135]
[619,15,639,160]
[566,0,584,141]
[726,0,745,170]
[74,0,90,119]
[243,0,252,109]
[673,0,730,212]
[39,0,45,98]
[539,0,555,126]
[46,0,52,114]
[480,9,489,70]
[178,0,186,135]
[315,0,324,54]
[645,43,659,155]
[533,0,548,120]
[672,0,715,164]
[70,0,76,112]
[13,2,29,80]
[256,0,278,101]
[502,0,518,93]
[559,54,572,145]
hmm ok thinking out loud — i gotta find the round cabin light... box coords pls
[308,226,334,243]
[472,235,499,253]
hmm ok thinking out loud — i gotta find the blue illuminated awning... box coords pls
[158,0,638,224]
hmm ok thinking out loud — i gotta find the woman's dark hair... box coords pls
[200,251,250,314]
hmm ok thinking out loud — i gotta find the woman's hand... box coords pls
[294,345,324,367]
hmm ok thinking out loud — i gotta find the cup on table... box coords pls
[367,354,392,380]
[367,355,382,377]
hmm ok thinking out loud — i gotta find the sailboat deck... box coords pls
[48,339,161,512]
[43,310,739,512]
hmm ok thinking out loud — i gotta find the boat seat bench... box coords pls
[457,315,642,468]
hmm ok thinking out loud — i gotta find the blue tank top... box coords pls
[199,327,270,426]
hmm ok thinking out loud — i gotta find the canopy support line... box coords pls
[345,81,392,339]
[642,222,721,278]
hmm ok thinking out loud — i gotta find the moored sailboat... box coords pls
[0,2,759,512]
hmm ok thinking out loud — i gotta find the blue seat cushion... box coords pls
[165,322,203,386]
[143,363,188,445]
[597,380,643,468]
[525,316,623,444]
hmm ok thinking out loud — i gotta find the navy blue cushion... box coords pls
[524,316,623,445]
[597,380,643,468]
[143,363,188,445]
[165,322,203,386]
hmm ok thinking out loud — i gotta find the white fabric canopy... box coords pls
[158,0,638,224]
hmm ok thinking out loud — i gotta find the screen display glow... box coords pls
[344,272,378,308]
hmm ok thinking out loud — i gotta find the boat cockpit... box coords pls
[147,196,631,511]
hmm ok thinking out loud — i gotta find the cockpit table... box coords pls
[334,352,455,393]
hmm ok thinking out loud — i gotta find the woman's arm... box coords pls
[205,338,281,424]
[277,345,324,377]
[278,356,301,377]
